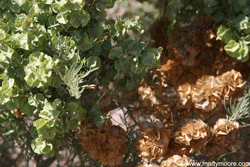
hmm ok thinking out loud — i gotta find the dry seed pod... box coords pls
[191,75,223,112]
[176,83,192,110]
[76,119,127,167]
[160,155,193,167]
[137,124,171,161]
[218,69,245,100]
[160,59,184,85]
[138,86,161,108]
[202,118,239,156]
[176,70,245,113]
[175,119,211,154]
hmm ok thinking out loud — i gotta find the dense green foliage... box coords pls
[204,0,250,62]
[0,0,162,157]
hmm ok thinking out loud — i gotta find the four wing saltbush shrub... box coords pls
[0,0,162,157]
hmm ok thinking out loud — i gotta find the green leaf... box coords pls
[114,70,125,80]
[118,40,132,50]
[31,138,46,154]
[237,42,249,62]
[94,114,105,127]
[214,12,224,22]
[204,0,218,7]
[217,25,228,41]
[30,126,38,138]
[34,118,56,139]
[89,104,101,118]
[114,58,129,72]
[69,10,90,28]
[128,42,140,51]
[42,143,53,154]
[204,7,214,14]
[86,56,101,68]
[226,48,240,58]
[71,0,85,7]
[0,29,6,41]
[56,12,68,24]
[15,13,33,32]
[44,0,53,4]
[94,22,104,38]
[12,0,26,7]
[126,78,135,90]
[12,33,29,50]
[67,102,86,121]
[5,97,20,110]
[41,99,62,118]
[67,102,78,112]
[33,118,48,130]
[76,33,93,51]
[234,14,249,30]
[233,3,243,12]
[101,77,110,87]
[115,20,123,31]
[31,137,54,156]
[219,28,236,44]
[228,0,235,4]
[81,10,90,27]
[242,35,250,44]
[141,51,155,65]
[24,52,54,88]
[130,61,145,74]
[2,78,14,90]
[92,43,102,56]
[224,40,240,53]
[20,99,37,116]
[108,46,123,59]
[26,93,45,114]
[240,54,249,62]
[238,0,247,6]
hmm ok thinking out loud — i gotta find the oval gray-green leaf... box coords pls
[114,58,129,72]
[114,70,124,80]
[141,51,155,65]
[86,56,101,68]
[0,29,6,41]
[69,10,90,28]
[224,40,240,52]
[81,10,90,28]
[108,46,123,59]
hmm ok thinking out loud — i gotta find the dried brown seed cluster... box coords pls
[202,118,239,156]
[160,155,193,167]
[137,119,240,164]
[177,70,245,112]
[175,119,211,154]
[76,119,127,167]
[174,119,239,157]
[137,123,171,161]
[136,80,174,124]
[220,70,246,100]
